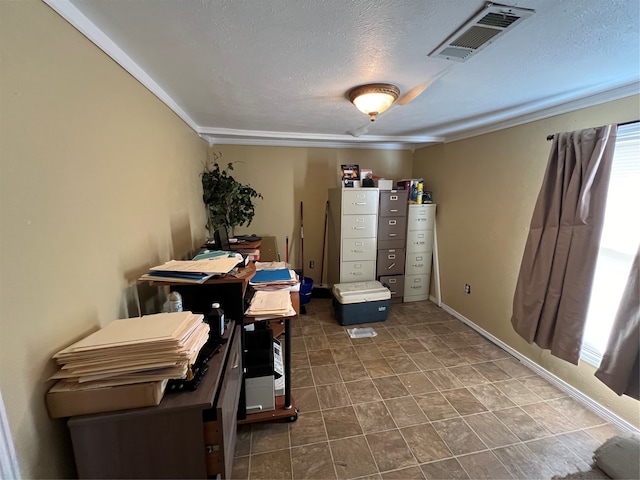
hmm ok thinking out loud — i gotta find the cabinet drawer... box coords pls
[407,205,435,230]
[378,237,405,250]
[342,214,377,238]
[379,275,405,300]
[342,189,379,215]
[377,217,407,241]
[404,274,430,299]
[405,252,432,275]
[376,249,405,276]
[379,190,408,217]
[340,261,375,282]
[342,238,376,261]
[204,326,242,478]
[406,230,434,253]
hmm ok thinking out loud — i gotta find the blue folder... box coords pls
[250,269,292,283]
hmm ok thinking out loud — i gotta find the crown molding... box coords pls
[43,0,199,132]
[440,80,640,144]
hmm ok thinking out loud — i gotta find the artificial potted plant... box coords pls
[201,153,263,237]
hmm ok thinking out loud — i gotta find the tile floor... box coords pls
[231,298,622,479]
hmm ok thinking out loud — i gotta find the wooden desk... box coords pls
[67,325,242,479]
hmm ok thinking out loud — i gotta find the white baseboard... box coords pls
[429,295,639,434]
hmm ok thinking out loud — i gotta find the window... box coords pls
[581,122,640,366]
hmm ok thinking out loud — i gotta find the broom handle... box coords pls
[300,201,304,279]
[320,200,328,285]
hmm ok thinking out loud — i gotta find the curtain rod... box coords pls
[546,119,639,141]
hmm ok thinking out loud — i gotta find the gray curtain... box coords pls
[511,125,617,365]
[595,246,640,399]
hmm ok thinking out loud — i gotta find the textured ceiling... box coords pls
[47,0,640,149]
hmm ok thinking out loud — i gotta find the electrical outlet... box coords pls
[309,260,315,269]
[464,284,471,294]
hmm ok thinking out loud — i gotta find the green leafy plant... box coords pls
[201,153,263,236]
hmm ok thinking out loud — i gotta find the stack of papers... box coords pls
[250,266,299,291]
[140,256,240,284]
[245,290,295,319]
[49,312,210,391]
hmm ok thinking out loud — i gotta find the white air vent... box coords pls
[429,3,534,62]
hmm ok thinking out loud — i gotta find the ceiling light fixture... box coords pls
[348,83,400,122]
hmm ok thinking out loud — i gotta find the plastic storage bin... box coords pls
[332,281,391,326]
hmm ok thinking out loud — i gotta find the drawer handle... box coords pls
[205,444,220,454]
[352,249,364,253]
[354,202,366,205]
[390,209,398,213]
[352,272,364,275]
[390,196,398,200]
[389,220,397,225]
[388,254,396,260]
[389,233,397,237]
[388,278,397,283]
[387,262,396,270]
[232,351,239,369]
[352,226,365,229]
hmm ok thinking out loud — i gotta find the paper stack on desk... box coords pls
[49,312,210,389]
[249,266,299,291]
[140,256,240,283]
[245,290,294,318]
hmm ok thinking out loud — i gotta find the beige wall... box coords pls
[0,1,208,477]
[210,145,413,284]
[413,95,640,428]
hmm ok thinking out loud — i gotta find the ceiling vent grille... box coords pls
[429,3,534,62]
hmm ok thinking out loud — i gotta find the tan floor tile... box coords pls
[235,423,252,457]
[455,451,513,479]
[521,401,580,434]
[322,405,363,439]
[362,358,396,377]
[401,339,428,354]
[345,379,383,404]
[249,448,292,479]
[518,376,566,400]
[429,347,466,367]
[442,388,489,416]
[385,396,428,427]
[447,365,490,387]
[420,458,469,479]
[367,429,417,472]
[491,357,534,378]
[431,417,487,455]
[400,423,452,463]
[397,372,438,395]
[373,375,410,399]
[231,455,250,479]
[289,410,327,447]
[386,354,421,374]
[355,344,384,361]
[381,466,425,479]
[325,332,353,347]
[424,368,464,390]
[331,345,358,364]
[463,412,519,448]
[337,361,369,382]
[556,430,604,465]
[311,364,341,385]
[317,383,351,408]
[492,379,543,405]
[452,346,488,363]
[526,436,592,477]
[467,383,516,411]
[330,436,378,479]
[304,334,330,351]
[291,366,314,388]
[547,397,608,428]
[376,340,403,357]
[251,422,290,454]
[409,352,445,371]
[292,386,320,412]
[308,349,335,366]
[353,400,397,434]
[414,392,459,421]
[584,424,624,443]
[471,361,511,382]
[492,443,555,479]
[291,442,336,479]
[493,407,551,441]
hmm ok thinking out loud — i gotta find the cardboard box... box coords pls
[46,380,166,418]
[377,179,393,190]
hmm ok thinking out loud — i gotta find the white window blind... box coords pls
[581,122,640,366]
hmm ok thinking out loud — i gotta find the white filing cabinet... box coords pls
[328,188,379,285]
[404,204,436,302]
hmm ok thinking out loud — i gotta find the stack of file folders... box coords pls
[245,290,295,320]
[249,262,299,291]
[46,312,210,417]
[140,255,241,284]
